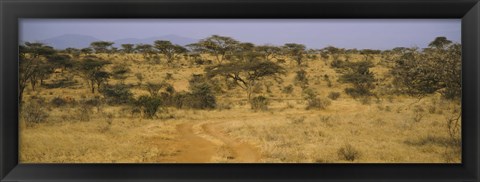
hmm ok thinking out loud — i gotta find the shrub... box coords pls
[111,64,130,81]
[135,96,162,119]
[165,73,173,80]
[144,82,165,97]
[330,59,347,69]
[134,72,144,85]
[339,60,375,98]
[294,69,309,89]
[251,96,269,111]
[100,84,133,105]
[282,85,294,94]
[328,92,341,100]
[290,116,306,124]
[188,83,216,109]
[304,88,331,110]
[337,144,360,161]
[187,75,217,109]
[194,59,212,65]
[50,97,67,107]
[76,103,92,121]
[22,102,49,125]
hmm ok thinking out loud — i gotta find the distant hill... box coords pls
[35,34,198,50]
[114,34,198,47]
[39,34,100,50]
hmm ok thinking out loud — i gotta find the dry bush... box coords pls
[217,102,233,110]
[21,102,49,127]
[98,113,114,133]
[282,85,294,94]
[304,89,331,110]
[251,96,269,111]
[76,104,93,121]
[328,92,341,100]
[290,116,306,124]
[50,97,67,107]
[337,143,361,161]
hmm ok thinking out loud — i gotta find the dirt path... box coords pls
[201,122,261,162]
[171,121,261,163]
[173,123,217,163]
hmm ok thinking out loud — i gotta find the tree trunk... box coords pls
[19,87,25,104]
[30,79,36,91]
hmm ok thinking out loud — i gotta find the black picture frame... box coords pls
[1,0,479,181]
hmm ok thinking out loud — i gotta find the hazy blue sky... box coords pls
[19,19,461,50]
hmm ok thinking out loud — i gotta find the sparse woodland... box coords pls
[19,35,461,163]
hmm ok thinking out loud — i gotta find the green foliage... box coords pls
[294,69,309,89]
[187,35,239,63]
[282,43,306,65]
[76,57,111,93]
[330,59,348,69]
[135,44,156,58]
[391,37,461,100]
[154,40,187,64]
[80,47,93,55]
[339,60,375,98]
[255,45,281,61]
[150,75,217,110]
[429,36,452,49]
[206,60,285,101]
[188,82,217,109]
[121,44,135,53]
[90,41,114,53]
[185,75,217,109]
[135,95,162,119]
[100,84,133,105]
[111,64,130,81]
[359,49,381,61]
[19,43,57,102]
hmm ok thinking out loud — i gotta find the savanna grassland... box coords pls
[19,36,461,163]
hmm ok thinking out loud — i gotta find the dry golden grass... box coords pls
[19,53,461,163]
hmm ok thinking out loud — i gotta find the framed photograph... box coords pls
[1,0,479,181]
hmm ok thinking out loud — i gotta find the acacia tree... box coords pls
[339,60,376,98]
[80,47,93,55]
[230,42,260,63]
[135,44,156,59]
[90,41,114,54]
[360,49,381,61]
[282,43,306,66]
[76,57,111,93]
[48,54,73,72]
[255,45,281,61]
[391,37,461,100]
[23,42,56,58]
[429,36,453,49]
[19,43,56,102]
[206,61,285,102]
[154,40,188,64]
[187,35,239,64]
[121,44,135,54]
[322,46,343,61]
[65,47,80,57]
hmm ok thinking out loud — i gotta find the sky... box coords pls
[19,19,461,50]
